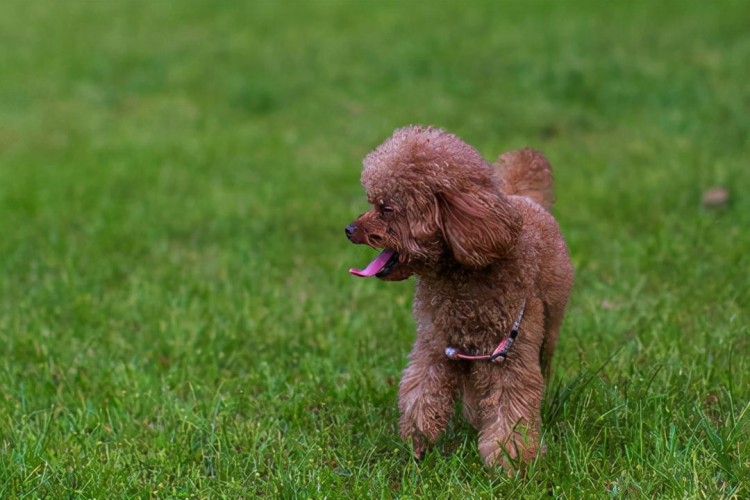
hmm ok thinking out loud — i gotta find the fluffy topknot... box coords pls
[361,126,493,203]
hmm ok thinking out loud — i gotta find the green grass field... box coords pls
[1,1,749,497]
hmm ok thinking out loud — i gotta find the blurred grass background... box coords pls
[1,0,748,497]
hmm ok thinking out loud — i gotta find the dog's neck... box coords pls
[416,256,517,290]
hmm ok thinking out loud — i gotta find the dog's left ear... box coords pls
[436,189,521,268]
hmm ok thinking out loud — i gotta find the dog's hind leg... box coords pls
[540,301,566,380]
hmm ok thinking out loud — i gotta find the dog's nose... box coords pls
[345,224,356,241]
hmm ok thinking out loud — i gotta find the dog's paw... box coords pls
[402,432,428,460]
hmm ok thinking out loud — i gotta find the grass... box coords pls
[1,0,749,497]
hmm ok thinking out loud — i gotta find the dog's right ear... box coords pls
[436,190,521,268]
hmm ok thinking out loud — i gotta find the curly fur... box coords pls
[346,126,574,470]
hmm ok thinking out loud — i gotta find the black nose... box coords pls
[345,224,356,240]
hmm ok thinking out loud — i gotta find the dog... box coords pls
[345,126,573,469]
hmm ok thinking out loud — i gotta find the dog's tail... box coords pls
[493,148,555,211]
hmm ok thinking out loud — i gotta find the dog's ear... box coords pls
[436,189,521,268]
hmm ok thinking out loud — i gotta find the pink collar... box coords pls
[445,299,526,363]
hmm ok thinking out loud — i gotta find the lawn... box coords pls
[1,0,749,497]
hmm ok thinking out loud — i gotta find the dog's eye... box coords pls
[380,206,395,218]
[378,199,394,216]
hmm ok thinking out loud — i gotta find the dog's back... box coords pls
[495,147,572,378]
[493,148,554,211]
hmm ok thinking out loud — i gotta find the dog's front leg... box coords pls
[475,363,544,471]
[398,335,458,459]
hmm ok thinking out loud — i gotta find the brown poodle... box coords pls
[345,126,573,469]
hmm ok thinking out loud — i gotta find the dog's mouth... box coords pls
[349,248,402,279]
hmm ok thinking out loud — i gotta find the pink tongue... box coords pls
[349,249,395,277]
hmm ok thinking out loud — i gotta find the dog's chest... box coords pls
[414,282,514,347]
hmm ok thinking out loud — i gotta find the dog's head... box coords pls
[346,126,521,280]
